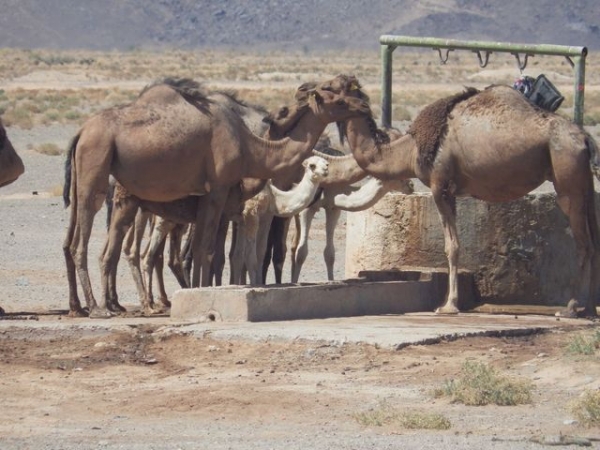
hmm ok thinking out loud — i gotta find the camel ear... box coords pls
[309,89,324,105]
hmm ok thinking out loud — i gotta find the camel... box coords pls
[0,118,25,315]
[230,155,329,285]
[336,81,600,316]
[99,89,277,314]
[290,174,413,283]
[63,77,371,317]
[100,91,322,314]
[113,162,333,314]
[0,118,24,188]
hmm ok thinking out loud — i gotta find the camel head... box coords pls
[302,155,329,183]
[0,118,24,188]
[306,88,372,125]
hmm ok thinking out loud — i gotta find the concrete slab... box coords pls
[178,313,585,349]
[0,312,588,350]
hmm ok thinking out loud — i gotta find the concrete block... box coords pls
[345,191,593,307]
[170,270,477,322]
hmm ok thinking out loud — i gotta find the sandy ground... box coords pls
[1,98,600,448]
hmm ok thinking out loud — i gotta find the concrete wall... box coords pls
[345,192,591,307]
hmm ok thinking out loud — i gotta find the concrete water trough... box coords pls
[170,269,477,322]
[172,189,597,323]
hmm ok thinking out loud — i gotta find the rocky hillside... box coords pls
[1,0,599,51]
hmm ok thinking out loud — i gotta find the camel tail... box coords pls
[63,133,80,208]
[587,134,600,182]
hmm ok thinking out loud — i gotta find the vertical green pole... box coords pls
[573,54,586,126]
[381,44,395,128]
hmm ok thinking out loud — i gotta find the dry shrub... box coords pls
[434,360,533,406]
[570,390,600,427]
[32,143,63,156]
[353,402,451,430]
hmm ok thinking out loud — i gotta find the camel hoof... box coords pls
[160,298,172,308]
[89,308,114,319]
[68,308,88,318]
[108,303,127,314]
[435,306,460,315]
[141,306,157,316]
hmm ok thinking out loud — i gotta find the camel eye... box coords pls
[336,99,346,106]
[309,163,316,170]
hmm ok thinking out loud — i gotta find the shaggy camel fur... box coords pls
[338,82,600,316]
[0,118,25,315]
[231,155,330,285]
[290,174,413,283]
[63,77,371,317]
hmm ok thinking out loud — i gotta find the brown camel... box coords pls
[338,82,600,316]
[100,90,318,314]
[0,118,24,188]
[99,89,278,314]
[63,77,371,317]
[0,118,25,315]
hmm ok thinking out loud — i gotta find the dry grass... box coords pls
[1,47,599,127]
[569,390,600,428]
[30,143,63,156]
[565,329,600,357]
[433,360,533,406]
[353,402,451,430]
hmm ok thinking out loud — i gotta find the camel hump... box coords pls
[408,87,479,170]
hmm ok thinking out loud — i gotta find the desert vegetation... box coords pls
[2,47,599,130]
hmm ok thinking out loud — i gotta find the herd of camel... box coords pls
[1,73,600,319]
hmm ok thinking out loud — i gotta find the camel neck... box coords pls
[345,116,419,181]
[242,113,325,179]
[312,151,368,187]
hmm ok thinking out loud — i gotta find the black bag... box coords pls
[513,74,564,112]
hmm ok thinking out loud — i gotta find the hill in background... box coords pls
[0,0,599,52]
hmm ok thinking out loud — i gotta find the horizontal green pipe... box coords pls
[380,35,587,58]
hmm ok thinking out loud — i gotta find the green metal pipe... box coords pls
[379,35,587,58]
[381,45,395,129]
[379,35,588,126]
[573,55,586,126]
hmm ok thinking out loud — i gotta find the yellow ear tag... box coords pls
[350,82,359,91]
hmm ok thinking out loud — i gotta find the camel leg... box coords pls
[149,236,169,311]
[229,221,238,285]
[290,215,301,283]
[100,196,139,315]
[262,216,289,284]
[63,197,86,317]
[323,207,341,281]
[211,215,229,286]
[230,221,246,285]
[167,224,189,289]
[123,210,152,313]
[271,217,291,284]
[72,192,111,317]
[241,211,262,285]
[555,191,598,316]
[142,217,175,314]
[432,188,460,314]
[254,213,274,285]
[261,222,275,283]
[192,189,228,287]
[291,206,318,283]
[180,224,194,288]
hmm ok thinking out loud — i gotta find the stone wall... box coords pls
[345,192,592,307]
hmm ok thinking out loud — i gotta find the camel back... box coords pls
[408,87,479,170]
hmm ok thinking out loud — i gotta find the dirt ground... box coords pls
[2,75,600,449]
